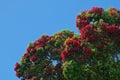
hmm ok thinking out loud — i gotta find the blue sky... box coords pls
[0,0,120,80]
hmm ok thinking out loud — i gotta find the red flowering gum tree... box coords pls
[14,7,120,80]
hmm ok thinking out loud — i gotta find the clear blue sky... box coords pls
[0,0,120,80]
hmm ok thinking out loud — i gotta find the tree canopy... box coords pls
[14,7,120,80]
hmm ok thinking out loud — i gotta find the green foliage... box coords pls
[63,60,80,80]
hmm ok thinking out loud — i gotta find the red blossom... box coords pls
[14,62,19,71]
[109,8,117,15]
[16,72,21,78]
[106,24,120,38]
[82,47,93,57]
[76,15,89,29]
[61,50,69,61]
[30,56,37,62]
[89,7,103,15]
[66,39,80,52]
[34,44,42,50]
[30,48,36,53]
[23,52,29,58]
[37,35,51,45]
[27,46,31,53]
[80,24,99,42]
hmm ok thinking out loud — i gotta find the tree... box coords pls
[14,7,120,80]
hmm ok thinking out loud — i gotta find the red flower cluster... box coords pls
[89,7,103,15]
[65,39,80,52]
[76,7,104,30]
[23,52,29,58]
[30,56,37,62]
[14,63,21,78]
[27,35,51,54]
[21,35,51,63]
[16,72,21,78]
[82,46,93,57]
[80,24,99,42]
[61,39,81,61]
[61,50,69,61]
[76,7,120,43]
[14,62,19,71]
[106,24,120,37]
[109,8,118,15]
[76,15,89,29]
